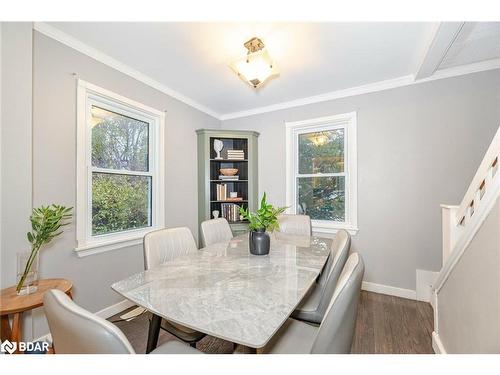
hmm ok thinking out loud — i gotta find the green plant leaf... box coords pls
[243,192,288,232]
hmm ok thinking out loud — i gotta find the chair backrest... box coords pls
[277,214,312,236]
[143,227,198,270]
[311,253,364,354]
[318,229,351,287]
[43,289,135,354]
[313,229,351,320]
[200,218,233,247]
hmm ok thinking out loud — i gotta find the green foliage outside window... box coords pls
[92,174,151,235]
[91,106,149,171]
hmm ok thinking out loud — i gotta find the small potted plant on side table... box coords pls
[239,193,286,256]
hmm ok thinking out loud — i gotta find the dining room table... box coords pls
[111,231,332,353]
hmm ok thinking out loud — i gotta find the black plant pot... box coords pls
[249,229,270,256]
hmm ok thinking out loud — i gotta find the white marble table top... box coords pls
[111,232,332,348]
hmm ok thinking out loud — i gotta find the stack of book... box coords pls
[216,184,227,200]
[221,203,241,222]
[226,149,245,160]
[216,184,243,201]
[219,175,239,181]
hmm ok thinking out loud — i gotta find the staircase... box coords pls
[432,126,500,353]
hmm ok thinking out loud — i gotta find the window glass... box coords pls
[298,129,344,174]
[297,176,345,221]
[91,106,149,172]
[92,173,152,235]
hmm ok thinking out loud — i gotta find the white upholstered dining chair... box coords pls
[262,252,364,354]
[43,289,199,354]
[143,227,198,269]
[143,227,205,346]
[292,229,351,324]
[200,218,233,247]
[277,214,312,236]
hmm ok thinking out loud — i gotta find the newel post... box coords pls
[440,204,459,265]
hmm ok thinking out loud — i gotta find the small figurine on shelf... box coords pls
[212,210,220,219]
[213,139,224,160]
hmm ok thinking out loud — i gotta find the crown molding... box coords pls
[220,59,500,121]
[417,58,500,83]
[220,75,416,120]
[33,22,221,119]
[33,22,500,123]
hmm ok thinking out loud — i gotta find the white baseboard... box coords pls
[95,299,136,319]
[362,281,417,300]
[432,331,447,354]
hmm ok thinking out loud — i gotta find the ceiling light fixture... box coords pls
[230,37,279,89]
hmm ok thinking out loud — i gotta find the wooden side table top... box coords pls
[0,278,73,315]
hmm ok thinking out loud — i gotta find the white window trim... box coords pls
[76,80,165,257]
[285,112,358,235]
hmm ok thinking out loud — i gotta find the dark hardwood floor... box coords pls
[109,291,434,354]
[350,291,434,354]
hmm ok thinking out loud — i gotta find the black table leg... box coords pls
[146,314,161,354]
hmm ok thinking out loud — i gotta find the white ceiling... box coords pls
[45,22,500,119]
[439,22,500,69]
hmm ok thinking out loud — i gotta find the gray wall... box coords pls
[222,70,500,291]
[1,29,220,339]
[1,23,33,290]
[1,22,35,340]
[438,200,499,353]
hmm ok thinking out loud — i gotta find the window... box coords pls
[286,112,358,234]
[76,80,165,255]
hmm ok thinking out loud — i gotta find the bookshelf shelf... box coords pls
[210,159,248,162]
[210,200,248,203]
[197,129,259,244]
[210,180,248,182]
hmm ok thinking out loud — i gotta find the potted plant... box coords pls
[16,205,73,295]
[239,193,286,255]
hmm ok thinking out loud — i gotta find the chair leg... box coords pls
[146,314,161,354]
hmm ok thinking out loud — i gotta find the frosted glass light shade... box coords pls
[230,49,279,88]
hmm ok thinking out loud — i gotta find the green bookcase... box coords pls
[196,129,259,244]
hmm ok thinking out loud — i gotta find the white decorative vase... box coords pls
[213,139,224,160]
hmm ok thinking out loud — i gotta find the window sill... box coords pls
[311,221,359,236]
[75,231,150,257]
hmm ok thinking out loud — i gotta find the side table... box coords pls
[0,278,73,354]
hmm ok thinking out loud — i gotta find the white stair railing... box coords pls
[438,125,499,275]
[432,125,500,353]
